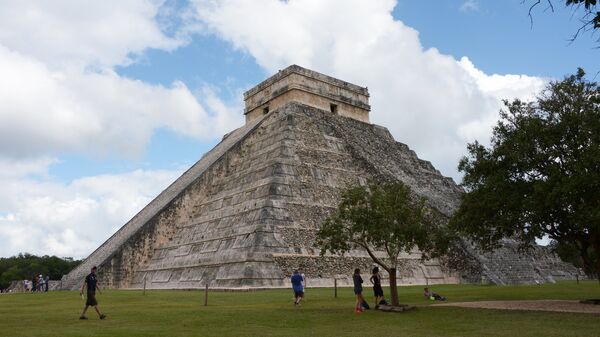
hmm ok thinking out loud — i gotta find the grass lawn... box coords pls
[1,281,599,337]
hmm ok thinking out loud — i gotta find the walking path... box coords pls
[435,300,600,314]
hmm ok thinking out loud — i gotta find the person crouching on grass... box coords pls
[80,266,106,320]
[353,268,364,313]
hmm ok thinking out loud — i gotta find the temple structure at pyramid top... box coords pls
[243,65,370,123]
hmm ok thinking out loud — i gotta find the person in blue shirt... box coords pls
[290,270,304,306]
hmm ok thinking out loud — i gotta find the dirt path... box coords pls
[434,300,600,314]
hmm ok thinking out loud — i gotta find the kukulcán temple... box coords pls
[61,65,581,290]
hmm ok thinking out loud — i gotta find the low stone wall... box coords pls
[6,280,62,292]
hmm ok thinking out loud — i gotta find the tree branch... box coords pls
[525,0,599,44]
[526,0,543,29]
[357,241,390,273]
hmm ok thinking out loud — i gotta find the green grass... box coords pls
[1,281,599,337]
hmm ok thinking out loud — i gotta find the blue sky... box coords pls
[396,1,597,77]
[0,0,597,258]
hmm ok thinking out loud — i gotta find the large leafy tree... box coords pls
[316,182,450,306]
[450,69,600,281]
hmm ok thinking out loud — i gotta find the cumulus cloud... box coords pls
[0,0,243,257]
[0,0,181,69]
[0,46,216,158]
[0,162,183,258]
[188,0,547,179]
[0,0,243,160]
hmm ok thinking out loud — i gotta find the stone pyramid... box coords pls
[61,65,580,290]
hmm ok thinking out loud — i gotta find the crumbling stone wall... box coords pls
[462,239,584,285]
[99,103,457,289]
[265,103,459,286]
[60,114,269,289]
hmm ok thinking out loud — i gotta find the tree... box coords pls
[548,239,598,275]
[526,0,600,42]
[316,181,451,306]
[450,69,600,282]
[0,253,82,289]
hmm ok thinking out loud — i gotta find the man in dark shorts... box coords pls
[290,270,304,306]
[80,266,106,320]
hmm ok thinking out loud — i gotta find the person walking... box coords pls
[44,275,49,292]
[37,275,44,292]
[290,270,304,306]
[353,268,364,313]
[369,266,384,307]
[79,266,106,320]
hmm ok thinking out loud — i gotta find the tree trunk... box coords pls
[596,256,600,285]
[580,242,593,277]
[592,237,600,285]
[389,268,399,306]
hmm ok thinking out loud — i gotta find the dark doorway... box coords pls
[330,103,338,114]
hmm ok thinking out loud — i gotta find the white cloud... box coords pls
[0,157,58,179]
[456,57,547,141]
[0,162,184,258]
[0,0,182,70]
[0,45,221,159]
[188,0,547,179]
[0,0,245,257]
[460,0,479,12]
[0,0,243,160]
[197,85,245,137]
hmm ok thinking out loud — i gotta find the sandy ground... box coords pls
[434,300,600,314]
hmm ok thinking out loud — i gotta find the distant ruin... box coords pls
[61,65,581,290]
